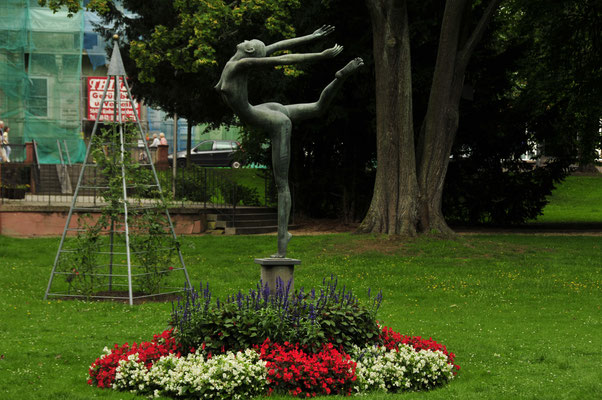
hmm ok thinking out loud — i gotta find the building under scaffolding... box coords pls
[0,0,242,164]
[0,0,86,163]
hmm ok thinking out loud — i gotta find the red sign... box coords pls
[87,77,141,121]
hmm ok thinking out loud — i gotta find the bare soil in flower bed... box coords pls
[58,290,183,304]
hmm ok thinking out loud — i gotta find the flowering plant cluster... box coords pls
[258,338,357,397]
[349,343,456,393]
[114,349,267,399]
[90,332,458,399]
[88,279,460,399]
[380,326,460,372]
[88,329,179,388]
[171,276,383,355]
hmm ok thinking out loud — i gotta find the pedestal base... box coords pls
[254,258,301,295]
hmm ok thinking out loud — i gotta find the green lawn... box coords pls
[534,175,602,223]
[1,233,600,399]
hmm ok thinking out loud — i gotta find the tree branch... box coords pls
[456,0,504,72]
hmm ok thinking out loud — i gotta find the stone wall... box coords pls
[0,205,207,237]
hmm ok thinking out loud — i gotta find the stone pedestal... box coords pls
[156,144,169,171]
[254,258,301,295]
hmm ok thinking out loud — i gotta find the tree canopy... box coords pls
[40,0,600,229]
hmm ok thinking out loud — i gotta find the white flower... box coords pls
[349,344,455,394]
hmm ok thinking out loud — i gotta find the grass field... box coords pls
[534,175,602,223]
[0,233,600,399]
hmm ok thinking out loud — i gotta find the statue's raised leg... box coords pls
[286,58,364,123]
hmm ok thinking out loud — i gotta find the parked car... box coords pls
[168,140,243,168]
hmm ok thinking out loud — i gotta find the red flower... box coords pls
[257,339,356,397]
[379,326,460,373]
[87,329,180,388]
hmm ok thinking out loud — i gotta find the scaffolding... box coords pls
[44,38,191,305]
[0,0,86,163]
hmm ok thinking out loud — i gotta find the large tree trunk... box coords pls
[359,0,502,235]
[416,0,469,235]
[416,0,502,234]
[359,0,419,235]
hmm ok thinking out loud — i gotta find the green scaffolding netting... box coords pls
[0,0,86,163]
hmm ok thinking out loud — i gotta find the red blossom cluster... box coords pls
[88,329,180,388]
[380,326,460,372]
[257,338,357,398]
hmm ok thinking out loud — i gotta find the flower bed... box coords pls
[89,279,459,398]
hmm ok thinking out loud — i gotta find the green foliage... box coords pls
[155,166,266,206]
[171,277,382,355]
[129,0,300,77]
[40,0,600,227]
[510,0,602,166]
[318,300,379,348]
[443,160,569,225]
[218,179,261,206]
[38,0,110,16]
[63,214,106,295]
[62,123,177,295]
[440,0,588,225]
[83,0,303,130]
[167,165,211,203]
[129,212,177,294]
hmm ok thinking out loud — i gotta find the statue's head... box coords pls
[236,39,266,58]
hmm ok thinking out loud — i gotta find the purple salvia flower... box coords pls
[309,303,316,325]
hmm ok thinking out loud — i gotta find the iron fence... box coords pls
[1,162,274,212]
[1,143,26,163]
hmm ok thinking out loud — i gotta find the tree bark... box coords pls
[416,0,468,234]
[360,0,503,235]
[416,0,503,234]
[359,0,419,235]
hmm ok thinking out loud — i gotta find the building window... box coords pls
[29,77,48,117]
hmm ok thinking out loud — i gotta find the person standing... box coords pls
[3,128,10,162]
[159,132,168,146]
[149,133,160,147]
[0,120,6,162]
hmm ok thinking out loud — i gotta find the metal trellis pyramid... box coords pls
[44,37,191,305]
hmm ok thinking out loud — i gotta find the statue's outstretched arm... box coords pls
[241,44,343,68]
[265,25,335,56]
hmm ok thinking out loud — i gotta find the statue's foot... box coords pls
[335,57,364,79]
[270,232,293,259]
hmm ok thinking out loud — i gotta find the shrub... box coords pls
[443,158,568,225]
[170,276,383,355]
[172,166,211,202]
[218,179,261,206]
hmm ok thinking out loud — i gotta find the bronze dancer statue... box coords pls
[215,25,363,257]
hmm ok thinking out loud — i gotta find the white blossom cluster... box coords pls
[113,349,267,399]
[349,344,455,394]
